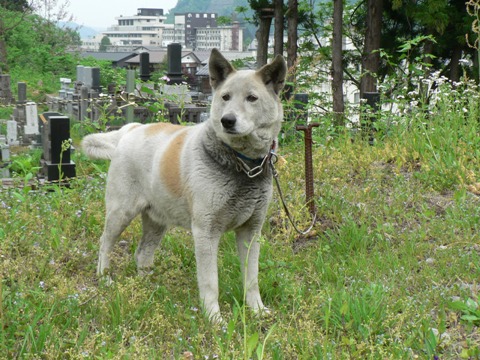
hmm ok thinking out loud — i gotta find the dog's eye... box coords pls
[246,95,258,103]
[222,94,231,101]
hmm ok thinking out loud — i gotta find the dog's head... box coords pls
[208,48,287,159]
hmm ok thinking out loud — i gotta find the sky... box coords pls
[67,0,179,30]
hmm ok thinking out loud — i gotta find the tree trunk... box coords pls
[0,37,8,73]
[449,46,462,82]
[274,0,284,57]
[332,0,344,125]
[0,16,9,72]
[284,0,298,99]
[256,8,274,68]
[360,0,383,97]
[287,0,298,71]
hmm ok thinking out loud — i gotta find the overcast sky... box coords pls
[67,0,178,30]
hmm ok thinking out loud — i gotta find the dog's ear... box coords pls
[209,48,236,90]
[257,55,287,95]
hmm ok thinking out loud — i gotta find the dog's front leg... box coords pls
[192,225,222,322]
[235,226,265,313]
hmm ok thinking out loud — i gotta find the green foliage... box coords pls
[0,7,79,100]
[0,0,30,11]
[98,35,111,51]
[3,12,78,73]
[7,149,42,178]
[449,298,480,326]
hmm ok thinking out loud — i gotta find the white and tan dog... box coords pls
[81,49,286,321]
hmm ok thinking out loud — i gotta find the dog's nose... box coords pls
[221,115,236,130]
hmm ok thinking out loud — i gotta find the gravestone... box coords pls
[167,43,183,85]
[24,102,39,135]
[91,67,100,91]
[82,67,93,88]
[6,120,18,145]
[139,52,151,82]
[76,66,84,83]
[39,112,76,181]
[0,135,10,178]
[17,82,27,103]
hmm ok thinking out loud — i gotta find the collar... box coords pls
[223,141,277,178]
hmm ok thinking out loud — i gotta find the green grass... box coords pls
[1,86,480,359]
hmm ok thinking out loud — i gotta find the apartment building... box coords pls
[195,22,243,51]
[162,13,220,49]
[102,8,167,47]
[83,9,243,51]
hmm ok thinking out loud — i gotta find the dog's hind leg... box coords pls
[97,176,145,276]
[135,211,166,275]
[97,205,138,276]
[235,225,265,313]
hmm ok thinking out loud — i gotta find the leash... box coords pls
[269,157,317,235]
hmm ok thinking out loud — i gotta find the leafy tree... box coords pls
[0,0,30,11]
[0,0,76,73]
[217,15,232,25]
[99,36,111,51]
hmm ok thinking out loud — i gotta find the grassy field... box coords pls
[1,82,480,359]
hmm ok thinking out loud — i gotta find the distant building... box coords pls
[102,8,167,47]
[195,22,243,51]
[162,13,219,49]
[81,9,244,52]
[162,14,187,47]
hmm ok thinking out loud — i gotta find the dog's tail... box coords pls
[81,123,140,160]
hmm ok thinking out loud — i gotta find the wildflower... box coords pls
[459,58,471,67]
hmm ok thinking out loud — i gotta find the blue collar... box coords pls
[222,141,275,165]
[223,141,277,178]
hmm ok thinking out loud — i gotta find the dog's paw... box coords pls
[98,274,114,287]
[137,267,154,277]
[253,306,271,316]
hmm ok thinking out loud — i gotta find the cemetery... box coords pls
[0,44,209,186]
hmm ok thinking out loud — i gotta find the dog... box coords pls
[81,48,287,321]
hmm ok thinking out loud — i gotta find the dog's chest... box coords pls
[200,173,272,229]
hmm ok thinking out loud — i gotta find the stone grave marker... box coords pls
[39,112,76,181]
[24,102,39,135]
[6,120,18,145]
[0,135,10,178]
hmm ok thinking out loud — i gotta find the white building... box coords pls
[82,9,244,52]
[102,8,167,47]
[162,15,187,47]
[195,22,243,51]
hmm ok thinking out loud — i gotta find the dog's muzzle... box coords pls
[221,115,236,132]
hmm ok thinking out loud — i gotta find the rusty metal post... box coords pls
[296,123,319,217]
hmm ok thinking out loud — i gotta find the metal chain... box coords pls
[269,157,317,235]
